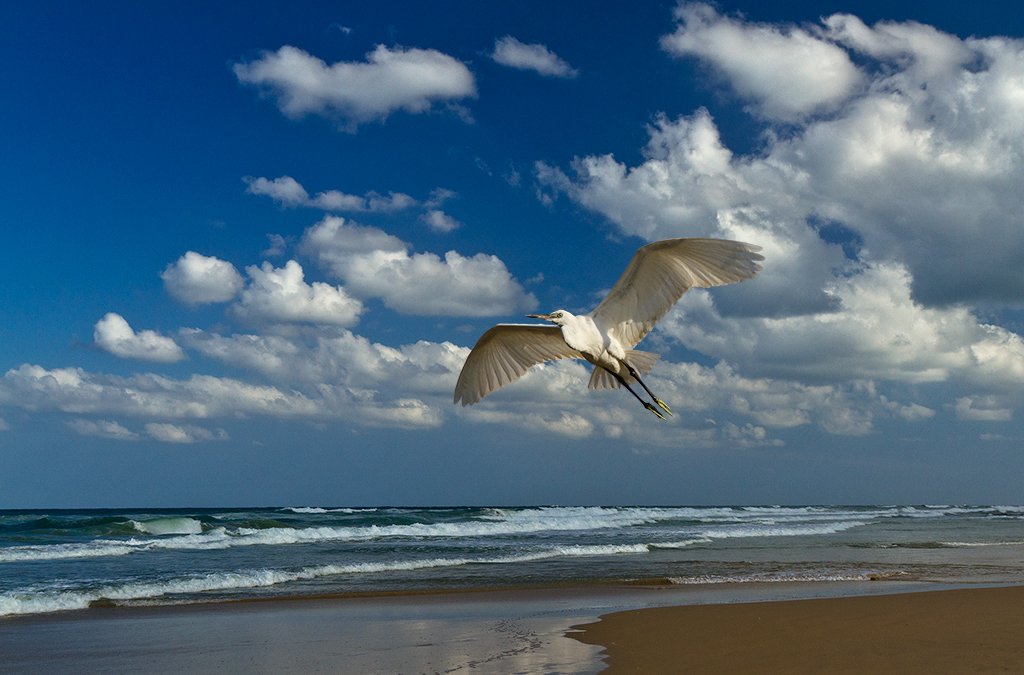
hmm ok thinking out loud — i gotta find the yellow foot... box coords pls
[654,398,672,415]
[644,402,667,420]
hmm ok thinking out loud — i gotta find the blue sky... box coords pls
[3,1,1024,507]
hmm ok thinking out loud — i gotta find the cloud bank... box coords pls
[537,4,1024,418]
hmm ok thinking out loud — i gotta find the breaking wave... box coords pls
[0,543,649,617]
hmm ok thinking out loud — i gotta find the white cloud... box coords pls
[172,315,935,443]
[425,188,457,208]
[898,403,936,422]
[1,328,457,432]
[823,14,973,82]
[233,44,476,128]
[661,3,863,120]
[462,409,595,438]
[243,175,309,206]
[349,398,443,430]
[161,252,245,306]
[954,396,1013,422]
[491,36,578,78]
[232,260,364,326]
[300,216,537,316]
[535,110,846,316]
[721,422,783,447]
[244,175,416,213]
[145,423,228,443]
[66,419,140,441]
[0,364,321,419]
[178,327,465,396]
[262,234,289,257]
[447,340,935,442]
[94,313,187,363]
[658,263,1024,388]
[420,209,462,233]
[5,309,942,443]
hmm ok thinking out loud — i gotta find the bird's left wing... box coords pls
[592,238,763,349]
[454,324,583,406]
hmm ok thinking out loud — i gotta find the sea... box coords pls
[3,505,1024,618]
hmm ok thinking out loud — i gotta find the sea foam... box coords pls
[130,517,204,535]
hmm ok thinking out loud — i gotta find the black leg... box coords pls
[611,370,666,420]
[622,362,672,415]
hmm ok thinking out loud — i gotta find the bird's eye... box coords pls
[555,312,563,318]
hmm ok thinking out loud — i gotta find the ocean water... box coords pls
[2,505,1024,618]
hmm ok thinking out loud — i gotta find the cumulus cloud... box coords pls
[491,36,579,78]
[299,216,537,316]
[94,313,186,363]
[233,44,476,128]
[536,110,846,317]
[243,175,309,207]
[661,3,863,120]
[67,419,140,441]
[232,260,364,326]
[161,252,245,306]
[420,209,462,233]
[244,175,415,213]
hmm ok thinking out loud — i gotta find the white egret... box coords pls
[453,238,764,419]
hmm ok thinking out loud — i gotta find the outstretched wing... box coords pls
[591,238,763,349]
[453,324,583,406]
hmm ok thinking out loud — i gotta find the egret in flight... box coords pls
[453,238,763,419]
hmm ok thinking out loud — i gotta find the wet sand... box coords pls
[572,585,1024,674]
[3,583,1018,674]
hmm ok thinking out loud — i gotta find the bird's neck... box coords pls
[559,316,600,355]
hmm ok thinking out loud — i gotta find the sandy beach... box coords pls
[4,582,1021,674]
[572,585,1024,674]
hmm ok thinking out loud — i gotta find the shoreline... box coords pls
[3,580,1011,674]
[1,574,948,622]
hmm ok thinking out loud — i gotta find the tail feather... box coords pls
[588,366,620,390]
[627,350,660,376]
[587,350,660,390]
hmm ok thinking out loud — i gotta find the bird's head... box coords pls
[526,310,574,326]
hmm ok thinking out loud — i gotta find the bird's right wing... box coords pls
[454,324,583,406]
[592,238,763,349]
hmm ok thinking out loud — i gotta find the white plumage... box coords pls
[453,238,763,418]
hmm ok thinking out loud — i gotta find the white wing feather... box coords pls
[454,324,582,406]
[591,238,763,349]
